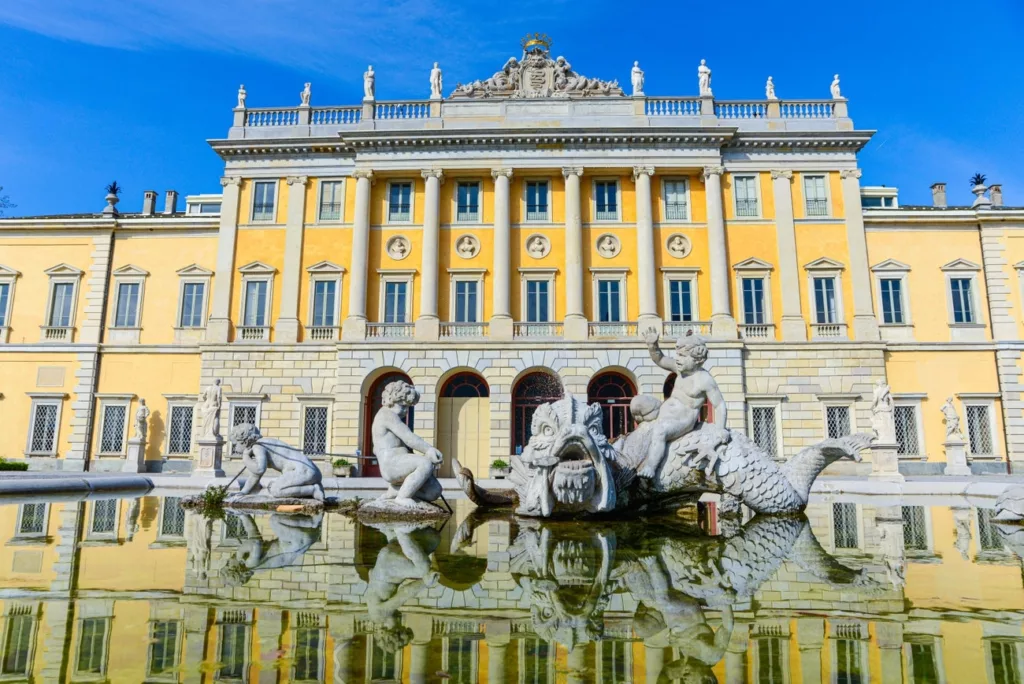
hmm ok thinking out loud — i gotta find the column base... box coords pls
[564,314,588,341]
[853,314,880,341]
[943,439,971,476]
[275,318,300,344]
[206,318,231,344]
[489,315,514,341]
[341,316,366,341]
[780,316,807,341]
[194,437,226,478]
[869,442,905,482]
[122,438,148,473]
[637,314,662,336]
[415,316,439,341]
[710,314,738,339]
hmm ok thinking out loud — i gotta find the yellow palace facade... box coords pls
[1,38,1023,476]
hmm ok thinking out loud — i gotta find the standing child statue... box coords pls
[133,398,150,441]
[230,424,325,500]
[372,380,444,509]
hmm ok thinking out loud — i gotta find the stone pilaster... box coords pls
[406,612,434,684]
[704,166,737,338]
[839,169,880,340]
[416,170,444,341]
[796,618,825,684]
[980,226,1017,339]
[485,620,511,684]
[342,170,373,341]
[996,347,1024,464]
[276,176,309,343]
[491,168,514,340]
[182,606,209,684]
[207,176,242,343]
[771,169,806,340]
[875,622,905,684]
[256,608,283,683]
[563,167,587,340]
[724,622,749,684]
[633,165,660,331]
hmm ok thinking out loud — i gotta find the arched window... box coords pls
[512,371,563,455]
[441,373,489,398]
[362,371,413,477]
[588,372,637,441]
[663,372,713,423]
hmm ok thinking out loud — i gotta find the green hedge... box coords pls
[0,459,28,471]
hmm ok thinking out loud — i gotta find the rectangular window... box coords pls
[76,618,109,676]
[826,405,851,439]
[1,613,33,676]
[252,181,276,222]
[113,282,140,328]
[664,180,689,221]
[835,639,863,684]
[303,406,328,456]
[456,182,480,222]
[219,623,249,680]
[454,281,478,323]
[384,281,408,323]
[833,502,859,548]
[293,626,322,681]
[967,404,994,455]
[742,278,765,325]
[902,505,929,550]
[668,279,693,322]
[318,181,343,221]
[388,182,412,222]
[91,499,118,535]
[990,640,1021,684]
[242,280,268,327]
[179,282,205,328]
[526,181,549,221]
[803,175,828,216]
[597,279,621,322]
[161,497,186,537]
[813,277,838,324]
[99,404,127,454]
[148,621,180,678]
[595,181,618,220]
[18,503,46,536]
[951,278,974,323]
[29,402,59,454]
[311,280,337,327]
[879,278,904,324]
[751,406,778,458]
[0,282,9,327]
[526,280,549,323]
[168,405,193,455]
[734,176,759,217]
[49,282,74,327]
[757,638,785,684]
[977,507,1004,551]
[894,404,920,455]
[231,404,259,430]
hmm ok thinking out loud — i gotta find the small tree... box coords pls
[0,187,14,217]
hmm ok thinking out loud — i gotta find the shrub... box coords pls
[0,459,28,472]
[332,458,351,468]
[491,459,509,469]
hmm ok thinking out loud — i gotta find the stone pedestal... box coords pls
[870,441,905,482]
[195,436,226,478]
[944,437,971,476]
[564,314,589,341]
[485,620,511,684]
[122,437,147,473]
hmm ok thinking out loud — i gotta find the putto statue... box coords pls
[698,59,712,96]
[230,424,325,500]
[371,380,444,509]
[197,379,222,439]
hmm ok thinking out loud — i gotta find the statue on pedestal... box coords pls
[871,380,895,443]
[765,76,776,100]
[631,61,644,96]
[231,424,325,500]
[299,82,311,106]
[237,84,247,109]
[133,398,150,441]
[429,62,442,99]
[941,397,964,441]
[364,65,376,100]
[830,73,842,99]
[698,59,712,96]
[197,379,223,440]
[371,381,443,509]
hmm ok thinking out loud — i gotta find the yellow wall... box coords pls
[0,353,78,460]
[794,223,855,339]
[231,228,286,339]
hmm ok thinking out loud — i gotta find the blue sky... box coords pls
[0,0,1022,216]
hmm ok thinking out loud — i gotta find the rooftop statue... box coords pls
[456,331,871,518]
[429,62,443,99]
[698,59,712,96]
[230,424,325,500]
[299,82,311,106]
[766,76,777,100]
[363,65,375,100]
[631,61,644,96]
[831,73,842,99]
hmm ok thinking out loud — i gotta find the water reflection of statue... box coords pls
[197,379,222,439]
[231,424,325,500]
[222,512,322,585]
[186,511,212,579]
[366,522,440,652]
[372,381,443,509]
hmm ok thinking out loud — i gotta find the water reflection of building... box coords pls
[0,496,1023,682]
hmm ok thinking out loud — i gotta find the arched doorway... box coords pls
[436,372,490,477]
[362,371,414,477]
[588,372,637,441]
[663,373,713,423]
[512,371,564,455]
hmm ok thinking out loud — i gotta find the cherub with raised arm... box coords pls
[372,380,444,509]
[639,329,727,479]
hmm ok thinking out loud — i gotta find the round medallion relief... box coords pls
[525,234,551,259]
[455,234,480,259]
[596,233,621,258]
[666,233,692,259]
[386,235,411,261]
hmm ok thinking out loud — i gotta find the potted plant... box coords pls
[103,180,122,216]
[332,457,353,478]
[489,458,510,479]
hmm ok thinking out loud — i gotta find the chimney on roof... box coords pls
[991,184,1003,207]
[142,190,158,216]
[163,190,179,215]
[930,182,947,208]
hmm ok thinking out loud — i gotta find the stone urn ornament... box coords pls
[102,180,122,216]
[970,172,992,208]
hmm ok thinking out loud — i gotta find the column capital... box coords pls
[351,169,374,182]
[840,168,863,180]
[702,165,725,181]
[632,165,655,180]
[491,168,513,180]
[421,169,445,182]
[286,175,309,186]
[220,176,242,187]
[561,166,583,178]
[770,169,793,181]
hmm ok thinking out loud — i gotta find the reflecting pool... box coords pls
[0,494,1022,683]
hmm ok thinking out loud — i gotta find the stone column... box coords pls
[724,622,749,684]
[704,166,737,338]
[407,613,434,684]
[634,165,660,332]
[277,176,309,343]
[796,618,825,684]
[330,614,356,684]
[562,167,587,340]
[944,435,971,475]
[181,605,210,684]
[416,170,444,341]
[875,622,905,684]
[342,170,373,341]
[256,608,283,684]
[771,170,806,340]
[491,168,514,340]
[485,620,510,684]
[644,645,666,684]
[208,176,243,343]
[839,169,880,340]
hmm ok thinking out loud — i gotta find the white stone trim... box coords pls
[591,177,621,222]
[799,171,832,218]
[518,268,558,322]
[164,401,196,457]
[894,397,926,459]
[871,259,913,339]
[960,397,1000,459]
[447,269,486,323]
[315,177,346,224]
[299,399,333,457]
[306,262,345,330]
[237,262,276,339]
[590,267,629,321]
[95,398,130,456]
[453,178,483,223]
[250,178,279,223]
[14,501,50,540]
[175,264,213,341]
[522,177,552,223]
[25,395,64,457]
[386,179,416,224]
[660,267,700,323]
[729,172,762,219]
[109,265,149,344]
[941,259,985,339]
[804,257,846,334]
[378,269,416,323]
[42,264,84,338]
[733,257,774,325]
[820,398,858,438]
[85,498,121,541]
[746,397,783,458]
[661,177,691,222]
[0,263,20,342]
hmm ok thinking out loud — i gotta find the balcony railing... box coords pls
[456,210,480,223]
[665,203,689,221]
[40,326,73,343]
[779,100,835,119]
[526,208,549,222]
[645,98,702,116]
[663,321,711,338]
[252,203,276,222]
[811,322,847,339]
[245,108,299,127]
[310,106,361,125]
[318,203,342,221]
[589,321,638,338]
[367,323,413,339]
[514,322,563,338]
[735,199,759,217]
[307,326,339,342]
[237,325,269,342]
[440,322,488,339]
[715,101,767,119]
[805,198,829,217]
[739,324,774,340]
[595,209,619,221]
[375,101,431,120]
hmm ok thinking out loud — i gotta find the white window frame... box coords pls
[733,258,774,330]
[95,395,132,456]
[174,265,213,343]
[519,268,557,323]
[893,394,926,460]
[590,268,629,322]
[146,618,184,681]
[731,174,762,219]
[306,261,345,332]
[378,269,415,324]
[958,394,1000,458]
[829,501,864,552]
[661,267,700,323]
[250,179,278,223]
[73,613,113,679]
[592,178,621,222]
[942,259,985,340]
[819,397,858,439]
[108,265,149,344]
[14,502,50,540]
[237,261,276,340]
[800,173,831,218]
[386,180,415,224]
[523,179,551,222]
[227,397,264,455]
[747,397,784,460]
[662,178,690,222]
[316,178,345,223]
[86,498,121,541]
[298,397,333,458]
[0,264,20,343]
[0,604,38,678]
[25,393,65,457]
[164,399,197,458]
[804,258,847,337]
[42,264,84,339]
[455,180,482,223]
[156,497,187,541]
[871,260,912,339]
[447,269,485,323]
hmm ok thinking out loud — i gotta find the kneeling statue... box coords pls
[231,424,325,500]
[372,380,443,509]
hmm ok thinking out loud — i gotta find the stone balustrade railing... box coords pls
[244,108,300,127]
[663,321,712,338]
[307,326,339,341]
[714,101,768,119]
[375,101,432,120]
[367,323,413,339]
[237,325,270,342]
[40,326,73,343]
[811,323,847,339]
[739,323,774,340]
[589,321,639,339]
[514,322,564,339]
[310,107,362,125]
[439,322,488,339]
[779,100,835,119]
[644,97,702,117]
